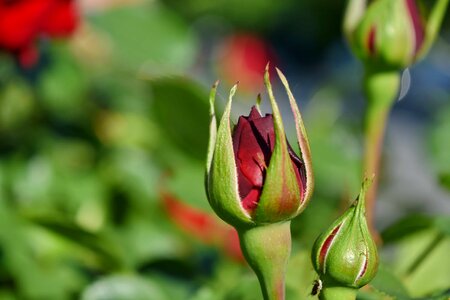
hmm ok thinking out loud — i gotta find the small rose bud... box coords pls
[205,65,313,229]
[311,178,378,289]
[344,0,448,70]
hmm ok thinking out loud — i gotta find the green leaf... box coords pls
[149,77,210,161]
[381,214,450,244]
[90,4,197,72]
[428,106,450,190]
[27,214,125,271]
[81,274,168,300]
[392,229,450,297]
[381,214,435,244]
[38,45,89,121]
[370,265,410,299]
[166,161,211,211]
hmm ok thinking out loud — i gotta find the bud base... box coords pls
[238,222,291,300]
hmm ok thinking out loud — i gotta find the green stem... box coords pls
[319,285,357,300]
[362,69,400,241]
[238,222,291,300]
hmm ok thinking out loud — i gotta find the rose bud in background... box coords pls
[0,0,79,68]
[343,0,449,70]
[205,65,313,300]
[311,178,378,300]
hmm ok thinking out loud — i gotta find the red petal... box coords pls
[0,0,53,50]
[367,26,376,56]
[319,224,342,269]
[42,0,78,37]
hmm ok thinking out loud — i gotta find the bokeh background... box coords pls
[0,0,449,299]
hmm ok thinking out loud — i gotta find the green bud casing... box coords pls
[344,0,449,70]
[205,66,313,229]
[311,178,378,288]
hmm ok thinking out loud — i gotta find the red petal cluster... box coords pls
[232,106,305,213]
[0,0,78,67]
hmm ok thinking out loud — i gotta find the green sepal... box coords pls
[206,80,219,180]
[253,65,302,223]
[207,84,253,228]
[343,0,367,40]
[416,0,449,60]
[276,68,314,214]
[312,178,378,289]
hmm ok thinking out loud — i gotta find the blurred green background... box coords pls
[0,0,449,299]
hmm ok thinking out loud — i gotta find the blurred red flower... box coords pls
[160,190,244,263]
[216,33,276,93]
[0,0,79,67]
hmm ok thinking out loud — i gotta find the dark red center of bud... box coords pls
[405,0,425,55]
[367,26,377,56]
[232,106,305,213]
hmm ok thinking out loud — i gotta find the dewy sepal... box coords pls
[311,178,378,290]
[205,65,313,229]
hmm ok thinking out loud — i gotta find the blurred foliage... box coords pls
[0,0,449,299]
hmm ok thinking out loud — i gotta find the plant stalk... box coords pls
[319,285,357,300]
[362,69,400,242]
[238,222,291,300]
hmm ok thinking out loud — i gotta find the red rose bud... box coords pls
[311,178,378,290]
[344,0,448,70]
[232,106,306,214]
[206,65,313,228]
[0,0,79,67]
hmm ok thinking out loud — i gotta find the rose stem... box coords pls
[319,284,357,300]
[238,222,291,300]
[362,69,400,243]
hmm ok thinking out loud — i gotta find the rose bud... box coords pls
[311,178,378,299]
[205,65,313,229]
[206,65,313,300]
[344,0,448,70]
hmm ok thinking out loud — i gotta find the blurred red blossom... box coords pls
[0,0,79,67]
[160,190,244,263]
[216,33,276,93]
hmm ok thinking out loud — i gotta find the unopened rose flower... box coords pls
[206,65,313,228]
[311,178,378,299]
[205,65,314,300]
[344,0,448,70]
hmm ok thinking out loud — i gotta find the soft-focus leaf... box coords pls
[27,214,125,271]
[370,265,410,299]
[90,4,197,72]
[81,274,168,300]
[149,77,210,160]
[38,46,89,121]
[428,105,450,191]
[392,229,450,297]
[381,214,435,244]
